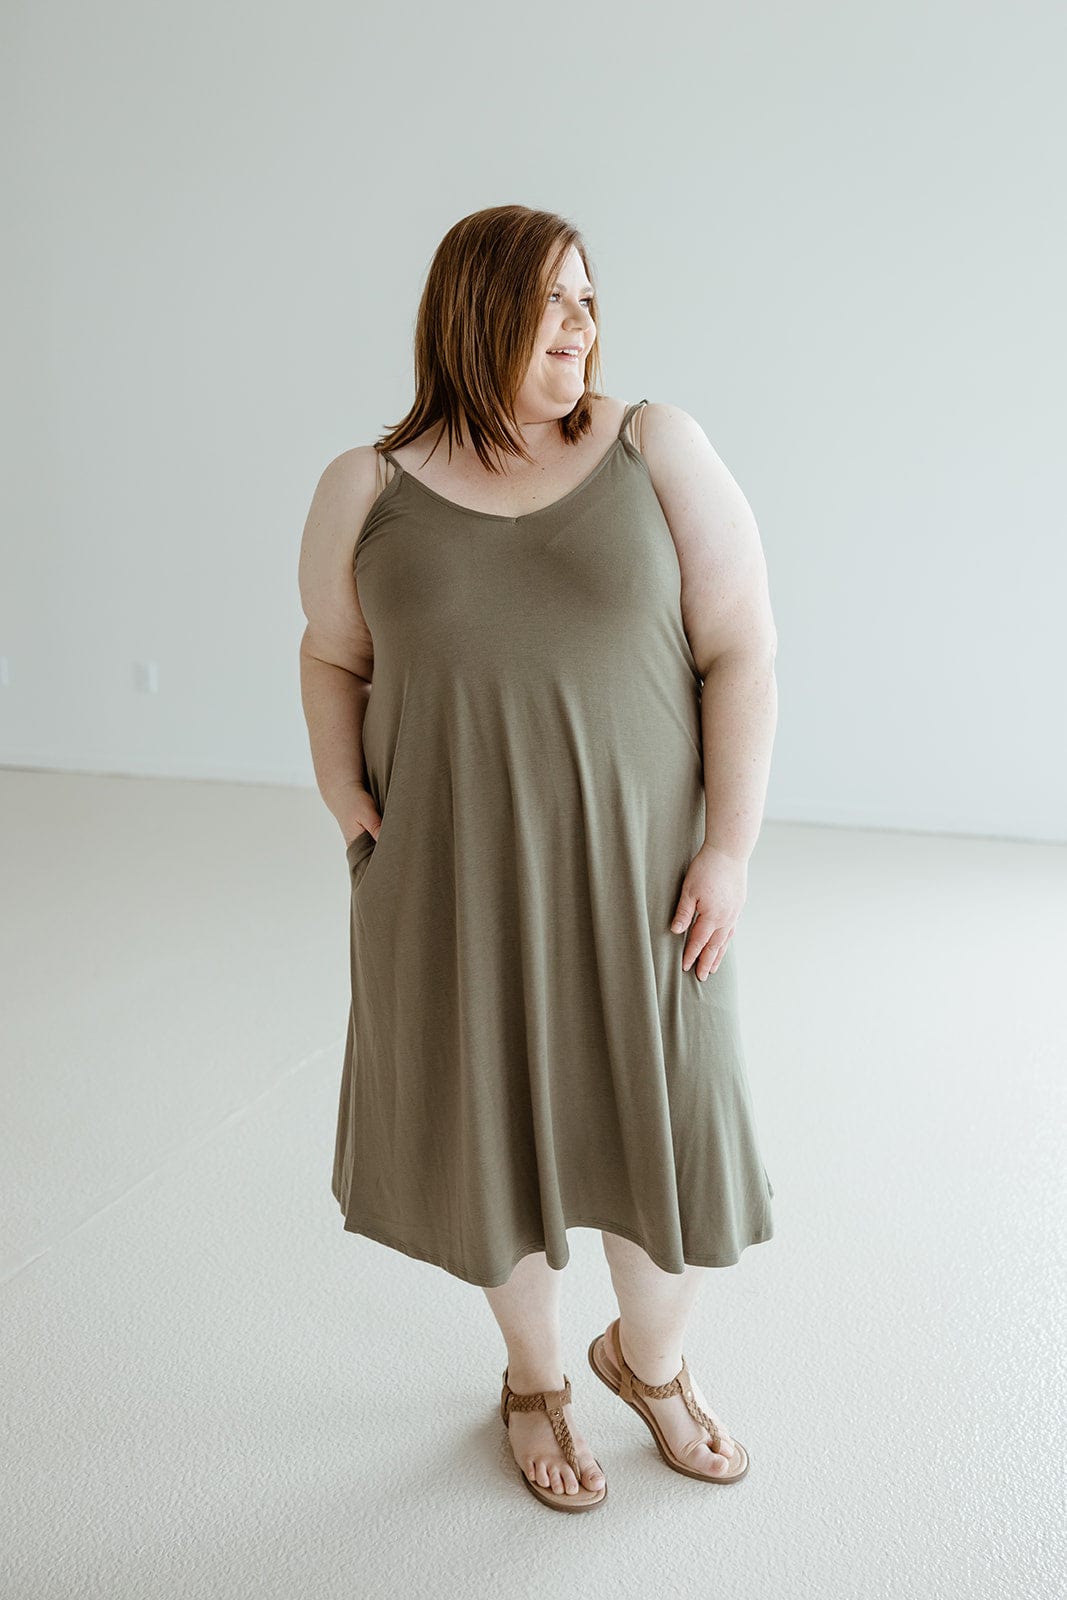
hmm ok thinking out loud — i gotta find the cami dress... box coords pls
[331,399,775,1288]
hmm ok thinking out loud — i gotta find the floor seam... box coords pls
[0,1035,344,1286]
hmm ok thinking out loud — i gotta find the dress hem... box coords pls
[333,1195,774,1289]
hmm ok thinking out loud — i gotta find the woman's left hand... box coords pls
[670,844,748,980]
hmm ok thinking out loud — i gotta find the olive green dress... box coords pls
[331,399,775,1287]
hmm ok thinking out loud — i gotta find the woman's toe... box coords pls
[683,1436,728,1474]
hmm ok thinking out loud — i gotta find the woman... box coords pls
[298,205,779,1513]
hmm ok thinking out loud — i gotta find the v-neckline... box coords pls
[385,433,628,525]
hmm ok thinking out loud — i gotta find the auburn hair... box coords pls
[374,205,605,474]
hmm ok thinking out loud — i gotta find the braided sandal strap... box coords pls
[673,1355,724,1453]
[614,1329,724,1455]
[501,1373,580,1476]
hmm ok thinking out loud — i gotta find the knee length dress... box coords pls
[331,399,775,1287]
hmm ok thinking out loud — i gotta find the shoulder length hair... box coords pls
[374,205,605,474]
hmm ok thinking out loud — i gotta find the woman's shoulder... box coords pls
[320,442,394,499]
[307,447,392,547]
[318,443,379,491]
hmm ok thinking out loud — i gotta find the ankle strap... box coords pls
[609,1317,686,1399]
[501,1369,572,1415]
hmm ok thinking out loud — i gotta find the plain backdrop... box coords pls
[2,0,1063,842]
[2,7,1066,1600]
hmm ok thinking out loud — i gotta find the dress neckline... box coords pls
[381,429,632,525]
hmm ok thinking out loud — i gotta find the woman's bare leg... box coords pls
[600,1230,739,1476]
[482,1250,606,1497]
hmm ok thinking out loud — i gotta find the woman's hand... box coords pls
[338,786,383,848]
[670,844,748,980]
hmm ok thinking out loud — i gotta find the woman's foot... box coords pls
[504,1376,606,1498]
[616,1326,738,1478]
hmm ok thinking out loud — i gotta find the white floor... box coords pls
[2,767,1063,1600]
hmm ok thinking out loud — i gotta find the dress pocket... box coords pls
[344,829,377,889]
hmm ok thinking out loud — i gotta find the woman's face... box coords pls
[517,244,596,422]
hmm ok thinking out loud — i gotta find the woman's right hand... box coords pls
[339,789,382,848]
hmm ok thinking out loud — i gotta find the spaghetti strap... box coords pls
[373,446,397,497]
[617,398,650,444]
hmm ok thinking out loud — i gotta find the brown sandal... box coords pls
[500,1368,608,1512]
[587,1317,749,1483]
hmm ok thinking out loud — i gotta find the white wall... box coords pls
[3,1,1063,841]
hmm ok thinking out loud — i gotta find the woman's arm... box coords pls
[297,446,383,843]
[641,403,779,866]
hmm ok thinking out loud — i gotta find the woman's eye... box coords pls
[549,292,594,306]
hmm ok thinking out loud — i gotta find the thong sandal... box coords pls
[587,1317,749,1484]
[500,1368,608,1512]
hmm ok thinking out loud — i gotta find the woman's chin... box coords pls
[545,363,585,387]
